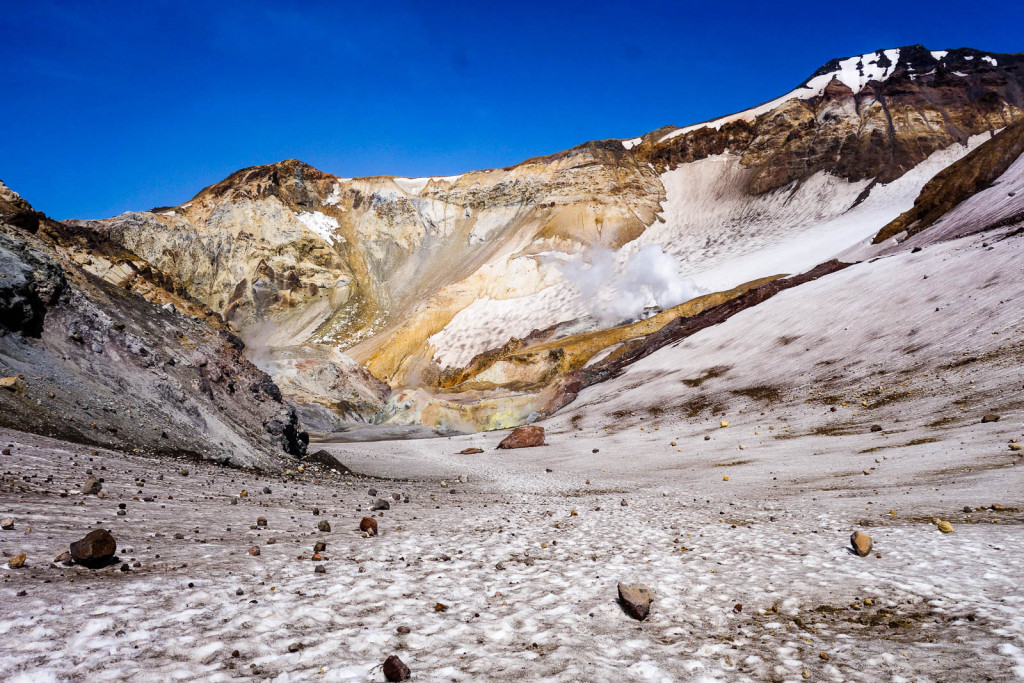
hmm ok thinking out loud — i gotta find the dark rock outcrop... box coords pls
[0,233,66,337]
[0,185,305,469]
[643,47,1024,195]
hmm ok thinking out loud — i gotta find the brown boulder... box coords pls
[458,447,484,454]
[70,529,117,568]
[981,414,1000,423]
[82,475,102,495]
[617,582,653,620]
[359,517,378,535]
[317,520,331,532]
[850,531,872,557]
[383,654,411,681]
[8,553,26,569]
[496,425,545,449]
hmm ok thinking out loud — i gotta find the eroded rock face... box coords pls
[74,150,665,408]
[0,190,307,469]
[875,119,1024,243]
[0,231,66,338]
[253,345,390,429]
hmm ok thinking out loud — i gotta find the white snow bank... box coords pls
[632,135,990,293]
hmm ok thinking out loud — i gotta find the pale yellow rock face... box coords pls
[78,147,666,422]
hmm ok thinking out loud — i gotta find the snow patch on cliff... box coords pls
[296,211,339,246]
[633,134,991,293]
[323,183,343,206]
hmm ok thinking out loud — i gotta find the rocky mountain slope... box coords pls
[0,183,307,468]
[74,45,1024,432]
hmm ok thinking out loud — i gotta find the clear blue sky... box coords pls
[4,1,1023,219]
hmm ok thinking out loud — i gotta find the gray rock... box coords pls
[82,475,102,495]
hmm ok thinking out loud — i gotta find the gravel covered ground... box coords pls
[1,228,1023,682]
[1,407,1022,682]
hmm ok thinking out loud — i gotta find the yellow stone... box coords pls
[0,377,24,392]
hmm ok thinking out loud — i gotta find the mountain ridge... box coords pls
[63,43,1024,432]
[142,44,1024,212]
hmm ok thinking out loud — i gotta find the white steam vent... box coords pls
[561,244,704,326]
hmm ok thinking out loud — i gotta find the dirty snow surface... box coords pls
[2,228,1024,681]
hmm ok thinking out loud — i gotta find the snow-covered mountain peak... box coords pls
[657,45,1021,142]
